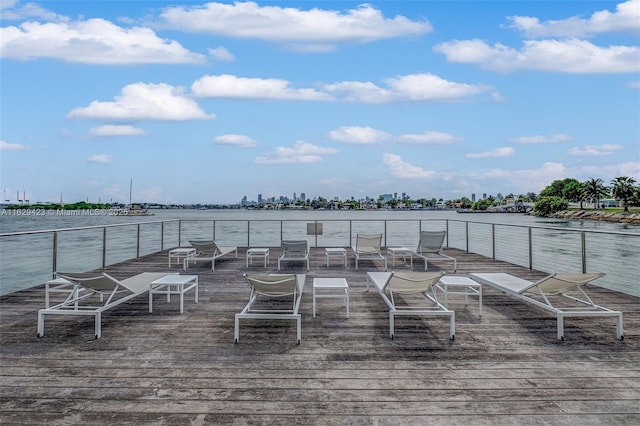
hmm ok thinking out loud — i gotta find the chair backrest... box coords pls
[388,271,444,295]
[281,240,308,257]
[416,231,446,254]
[527,273,605,296]
[244,274,299,297]
[55,272,119,292]
[355,234,382,254]
[189,240,218,255]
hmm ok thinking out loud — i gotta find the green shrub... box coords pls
[534,196,568,216]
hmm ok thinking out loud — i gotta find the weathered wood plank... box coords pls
[1,248,638,424]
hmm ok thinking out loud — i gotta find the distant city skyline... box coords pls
[1,1,639,205]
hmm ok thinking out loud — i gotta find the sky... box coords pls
[1,0,639,205]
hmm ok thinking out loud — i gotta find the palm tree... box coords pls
[610,176,637,212]
[583,178,609,209]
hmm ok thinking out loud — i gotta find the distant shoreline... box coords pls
[549,210,640,224]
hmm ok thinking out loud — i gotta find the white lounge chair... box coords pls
[366,271,455,340]
[184,240,238,271]
[235,273,306,344]
[413,230,456,272]
[470,272,624,340]
[37,271,174,339]
[278,240,310,271]
[352,233,387,270]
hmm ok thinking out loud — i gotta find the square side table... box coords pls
[149,274,199,313]
[436,275,482,317]
[246,248,270,268]
[387,247,413,268]
[168,247,196,268]
[325,248,347,268]
[313,278,349,318]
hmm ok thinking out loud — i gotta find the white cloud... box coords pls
[0,140,30,150]
[434,38,640,74]
[208,47,234,61]
[506,0,640,38]
[568,144,624,156]
[255,141,338,164]
[191,73,492,103]
[397,131,463,144]
[67,83,216,121]
[324,73,492,103]
[215,134,256,148]
[383,153,435,179]
[87,154,112,163]
[509,134,573,144]
[0,0,67,22]
[191,74,332,100]
[466,147,515,159]
[159,2,431,51]
[328,126,391,144]
[328,126,463,145]
[0,19,206,64]
[89,125,146,137]
[627,81,640,89]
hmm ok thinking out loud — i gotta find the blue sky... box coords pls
[1,0,639,205]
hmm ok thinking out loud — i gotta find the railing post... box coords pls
[465,221,469,252]
[384,220,387,247]
[212,220,215,241]
[161,221,164,252]
[102,227,107,269]
[528,227,533,270]
[136,224,141,258]
[52,231,58,278]
[314,220,318,248]
[491,224,496,260]
[247,221,251,247]
[581,231,587,273]
[178,219,182,247]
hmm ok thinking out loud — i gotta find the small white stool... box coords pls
[149,274,199,314]
[168,247,196,268]
[313,278,349,318]
[325,248,347,268]
[436,276,482,317]
[387,247,413,267]
[246,248,269,268]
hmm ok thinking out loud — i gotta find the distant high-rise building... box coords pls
[293,192,297,201]
[258,194,263,204]
[483,193,487,199]
[472,193,476,202]
[300,193,306,202]
[394,192,397,200]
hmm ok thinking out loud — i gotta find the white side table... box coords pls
[325,248,347,268]
[436,276,482,317]
[387,247,413,267]
[149,274,199,314]
[313,278,349,318]
[168,247,196,268]
[246,248,269,268]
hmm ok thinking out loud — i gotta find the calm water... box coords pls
[1,209,639,296]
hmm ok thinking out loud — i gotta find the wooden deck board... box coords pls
[1,248,639,424]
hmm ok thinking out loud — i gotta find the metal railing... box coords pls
[1,218,638,297]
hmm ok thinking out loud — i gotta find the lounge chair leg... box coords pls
[557,314,564,341]
[389,314,394,339]
[616,315,624,340]
[37,311,44,337]
[234,315,240,343]
[95,313,102,339]
[450,312,456,340]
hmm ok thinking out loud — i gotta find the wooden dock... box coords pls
[1,248,638,425]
